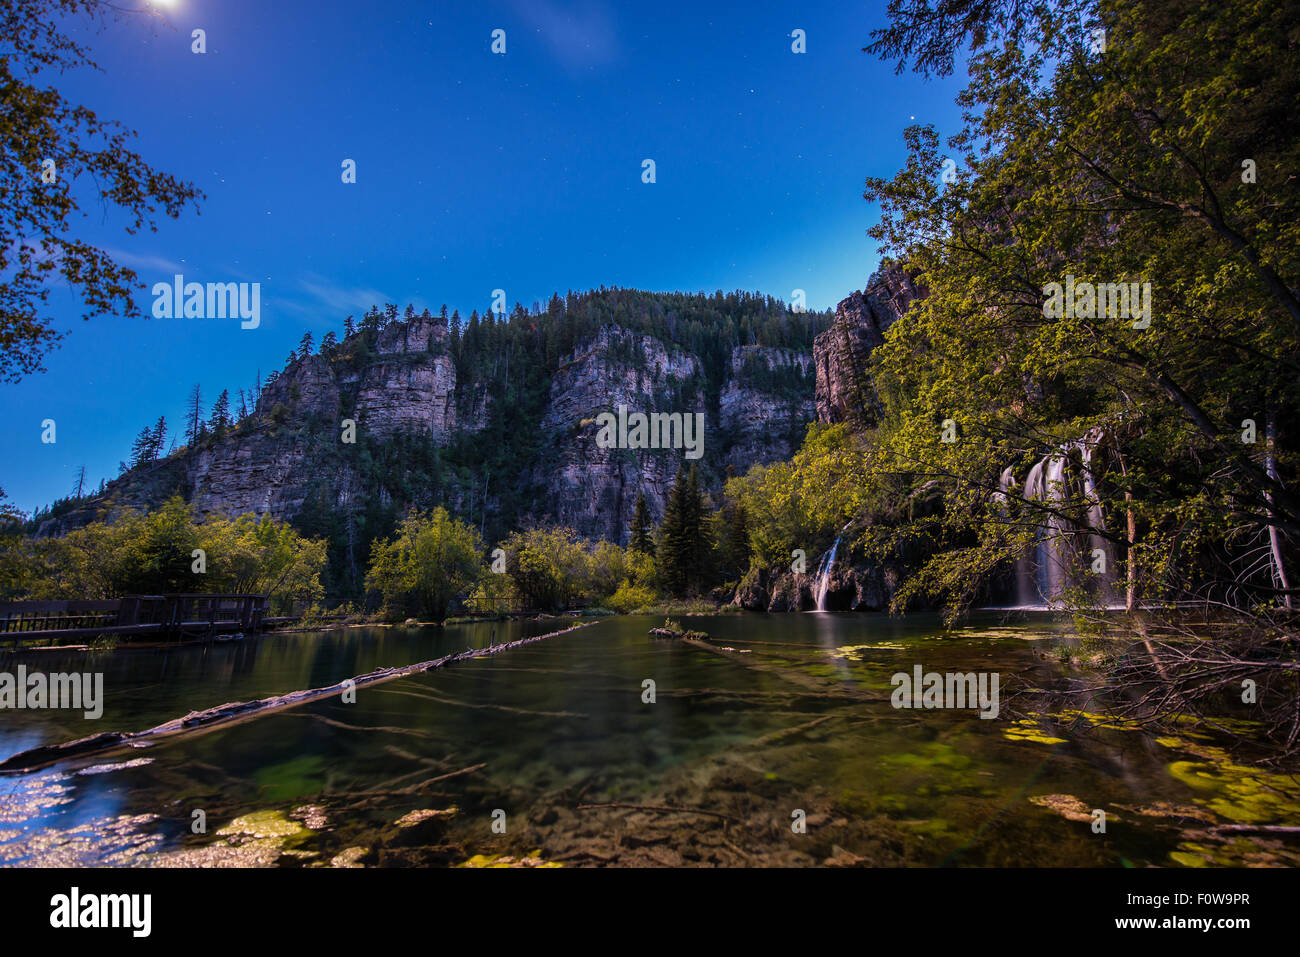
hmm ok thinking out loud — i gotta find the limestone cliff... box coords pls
[55,305,824,549]
[814,262,920,426]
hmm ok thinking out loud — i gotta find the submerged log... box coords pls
[0,621,595,775]
[648,627,709,640]
[576,802,740,823]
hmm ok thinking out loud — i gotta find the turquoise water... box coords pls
[1,613,1296,867]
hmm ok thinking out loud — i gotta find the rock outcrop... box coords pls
[57,313,823,545]
[814,262,920,426]
[718,346,816,473]
[531,326,703,539]
[350,317,458,439]
[532,331,813,540]
[732,561,896,612]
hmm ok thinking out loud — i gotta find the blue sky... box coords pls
[3,0,964,512]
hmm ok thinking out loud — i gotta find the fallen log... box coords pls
[576,802,741,823]
[1208,824,1300,835]
[0,622,595,775]
[649,628,709,640]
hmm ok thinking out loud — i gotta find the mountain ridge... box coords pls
[35,286,873,599]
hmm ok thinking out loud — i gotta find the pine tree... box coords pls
[682,464,709,589]
[72,465,86,498]
[150,416,167,459]
[209,389,231,434]
[657,464,708,595]
[321,330,337,355]
[185,385,203,446]
[129,425,153,468]
[298,331,315,360]
[724,502,751,577]
[343,315,356,338]
[629,491,655,555]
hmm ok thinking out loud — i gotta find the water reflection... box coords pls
[0,612,1295,868]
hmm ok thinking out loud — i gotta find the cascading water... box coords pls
[999,466,1039,607]
[1023,452,1072,601]
[1002,429,1118,607]
[813,537,841,611]
[1077,438,1119,607]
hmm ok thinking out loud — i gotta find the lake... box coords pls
[2,612,1296,867]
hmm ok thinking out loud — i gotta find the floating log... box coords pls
[0,621,594,775]
[648,627,709,640]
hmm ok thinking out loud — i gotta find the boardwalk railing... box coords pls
[0,594,276,648]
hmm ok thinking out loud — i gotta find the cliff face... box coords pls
[528,335,816,540]
[350,317,458,439]
[718,345,816,473]
[65,314,821,545]
[46,268,921,549]
[183,318,459,523]
[814,263,920,426]
[531,327,701,541]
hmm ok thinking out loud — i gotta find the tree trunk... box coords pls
[1266,412,1293,610]
[1115,445,1138,612]
[1125,492,1138,613]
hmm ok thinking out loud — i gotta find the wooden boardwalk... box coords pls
[0,594,288,648]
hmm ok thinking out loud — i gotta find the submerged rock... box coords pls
[459,850,563,868]
[330,846,368,868]
[389,807,459,847]
[1028,794,1115,824]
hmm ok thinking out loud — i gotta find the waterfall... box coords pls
[1024,452,1072,601]
[1077,438,1119,607]
[813,535,842,612]
[1004,429,1117,607]
[999,466,1039,607]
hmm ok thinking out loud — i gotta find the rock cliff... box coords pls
[56,305,825,547]
[814,262,920,426]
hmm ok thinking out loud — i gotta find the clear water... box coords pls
[1,613,1296,867]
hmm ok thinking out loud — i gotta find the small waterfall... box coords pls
[1077,439,1119,606]
[1003,429,1117,607]
[813,535,842,612]
[999,467,1039,607]
[1024,452,1073,601]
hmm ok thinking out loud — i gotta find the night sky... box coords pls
[3,0,964,512]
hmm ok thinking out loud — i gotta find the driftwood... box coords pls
[0,622,594,775]
[649,628,709,640]
[1208,824,1300,835]
[577,802,740,823]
